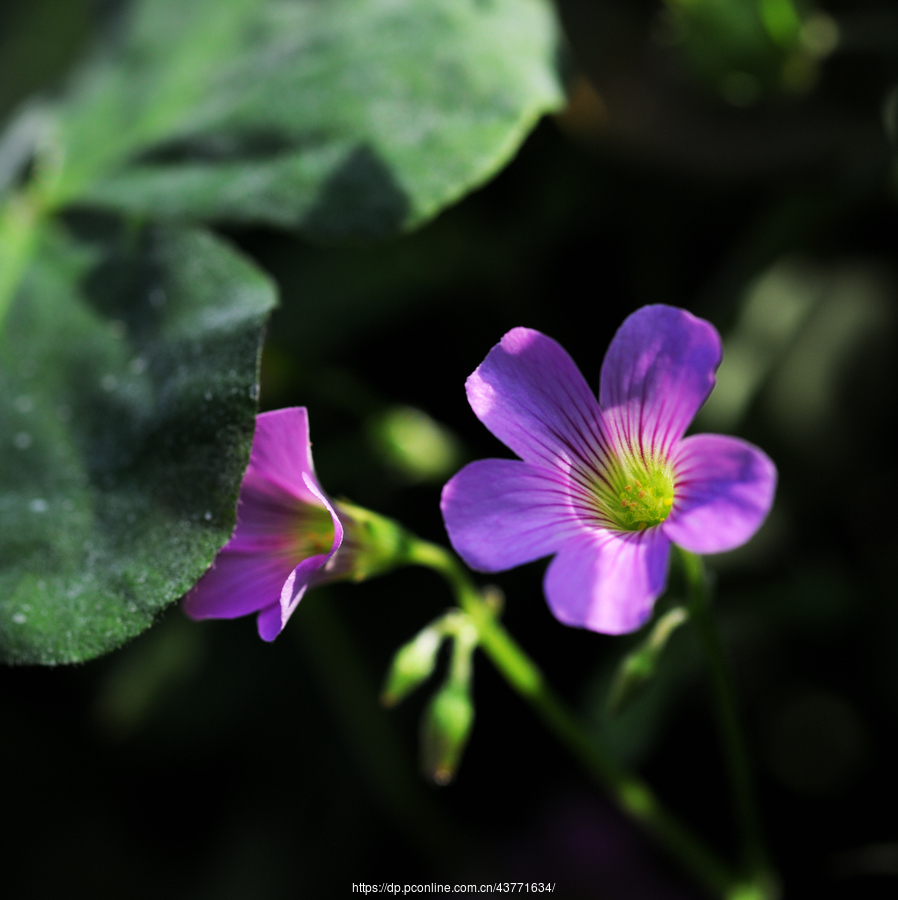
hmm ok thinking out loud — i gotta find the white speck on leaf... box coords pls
[14,432,32,450]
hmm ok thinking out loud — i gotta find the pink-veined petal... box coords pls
[600,306,721,460]
[441,459,589,572]
[466,327,608,472]
[663,433,776,554]
[224,487,330,554]
[181,545,298,621]
[183,432,345,641]
[256,471,345,641]
[254,556,318,641]
[544,529,671,634]
[242,407,324,507]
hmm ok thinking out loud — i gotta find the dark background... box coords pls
[2,1,898,897]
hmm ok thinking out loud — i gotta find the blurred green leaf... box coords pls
[369,405,463,484]
[0,0,93,121]
[661,0,832,102]
[0,220,275,664]
[49,0,565,241]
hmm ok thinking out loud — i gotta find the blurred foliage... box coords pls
[8,0,565,240]
[660,0,838,103]
[3,0,898,898]
[0,0,566,662]
[0,222,275,663]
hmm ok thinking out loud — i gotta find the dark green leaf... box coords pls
[50,0,565,240]
[0,220,276,664]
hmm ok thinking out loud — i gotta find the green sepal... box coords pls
[333,500,417,583]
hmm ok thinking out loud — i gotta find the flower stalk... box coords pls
[0,190,42,329]
[678,547,778,900]
[0,120,64,330]
[405,536,737,899]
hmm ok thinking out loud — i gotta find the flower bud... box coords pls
[420,679,475,786]
[381,626,445,708]
[606,606,689,717]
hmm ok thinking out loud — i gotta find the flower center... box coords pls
[592,456,675,532]
[294,505,335,556]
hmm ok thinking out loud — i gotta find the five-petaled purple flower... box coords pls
[440,305,776,634]
[183,407,346,641]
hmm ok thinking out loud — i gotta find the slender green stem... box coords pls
[405,537,736,899]
[0,190,42,329]
[0,124,65,330]
[678,547,776,899]
[296,592,479,873]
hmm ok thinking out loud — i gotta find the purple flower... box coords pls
[182,407,347,641]
[440,306,776,634]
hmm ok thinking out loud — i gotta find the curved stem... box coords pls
[405,537,737,899]
[677,547,776,899]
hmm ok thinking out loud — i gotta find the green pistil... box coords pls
[594,457,675,532]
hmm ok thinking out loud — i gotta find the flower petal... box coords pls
[465,327,607,471]
[663,434,776,554]
[258,471,345,641]
[224,487,327,555]
[181,544,298,621]
[600,306,722,459]
[254,554,318,641]
[242,407,324,507]
[441,458,588,571]
[544,529,670,634]
[183,444,345,640]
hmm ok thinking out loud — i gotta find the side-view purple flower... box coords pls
[440,305,776,634]
[184,406,415,641]
[182,407,345,640]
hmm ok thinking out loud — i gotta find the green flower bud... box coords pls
[381,626,445,708]
[420,679,475,786]
[606,606,689,717]
[370,405,462,483]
